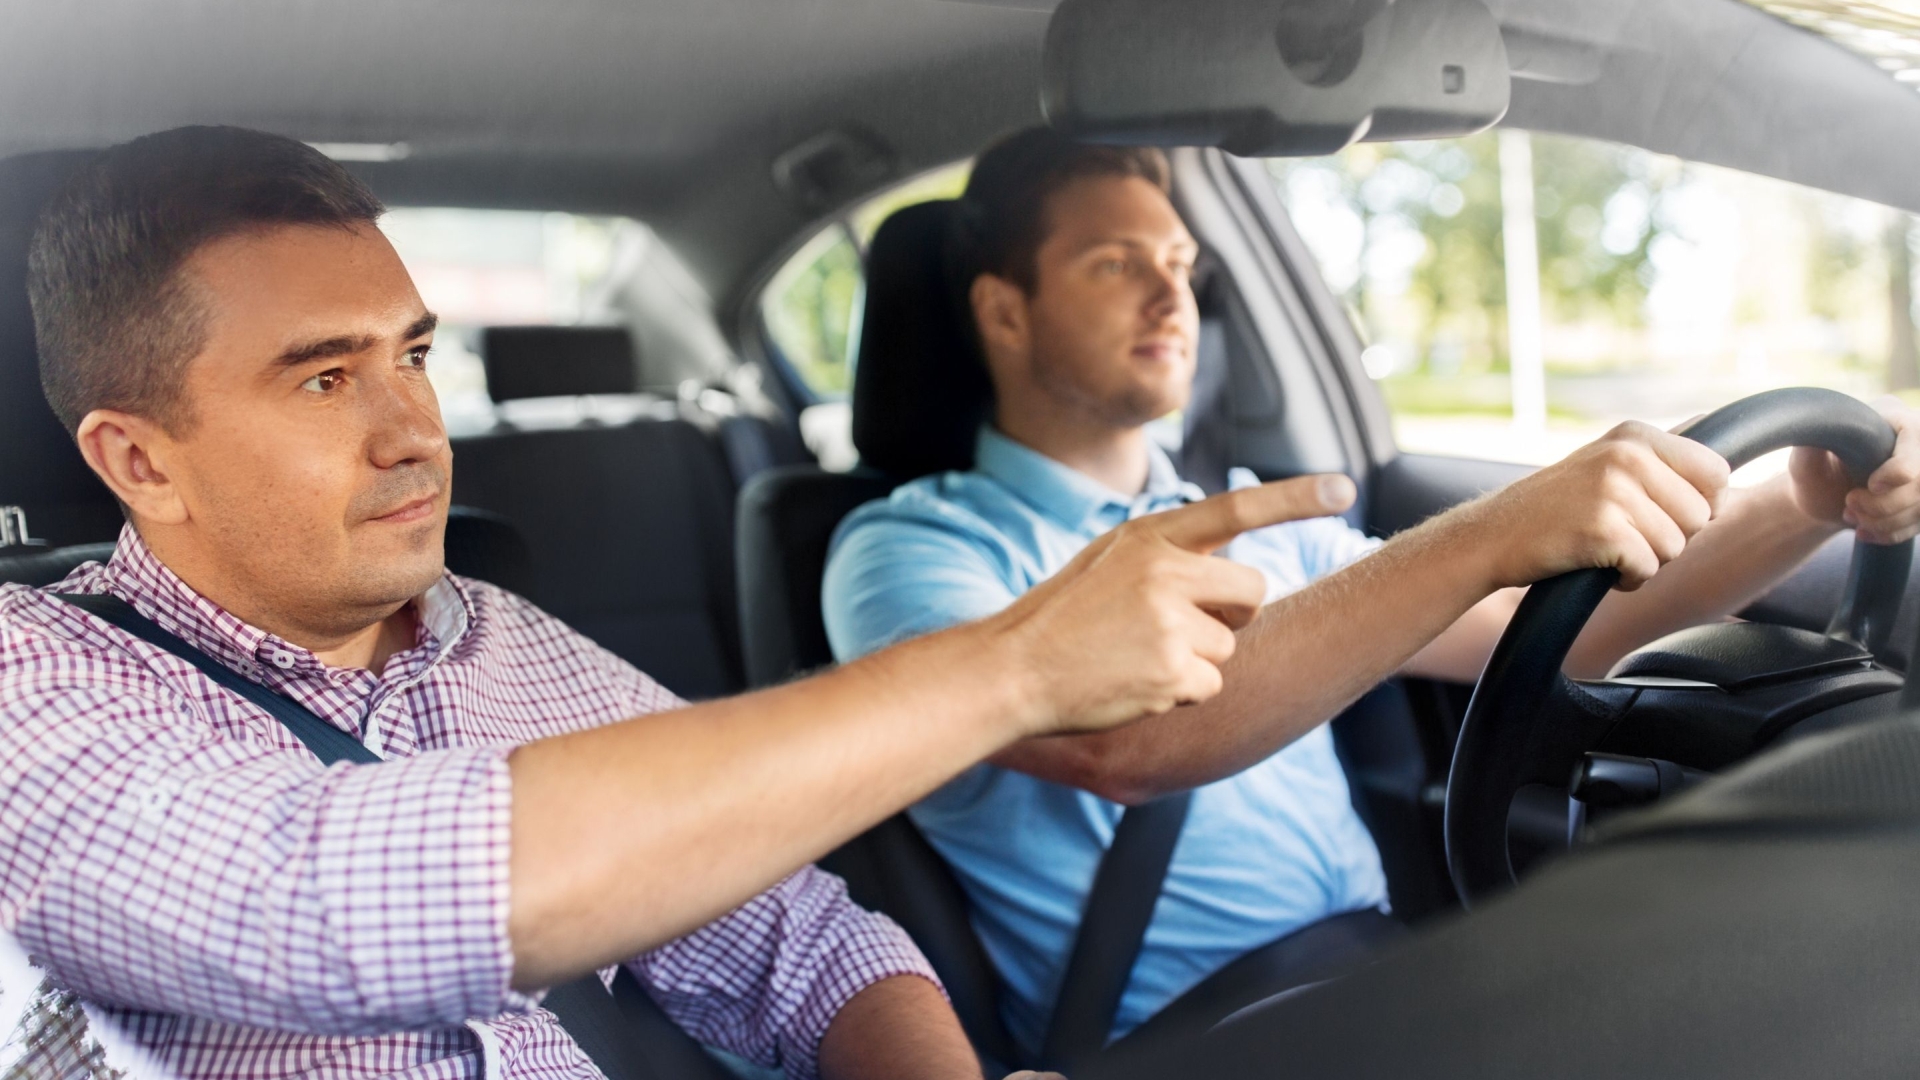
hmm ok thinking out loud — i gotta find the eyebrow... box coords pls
[1070,236,1200,258]
[274,311,439,367]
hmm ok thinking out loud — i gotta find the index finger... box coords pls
[1144,474,1356,554]
[1648,429,1733,517]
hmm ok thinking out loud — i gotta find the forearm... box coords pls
[1566,477,1839,677]
[511,480,1330,985]
[817,976,983,1080]
[994,511,1501,803]
[507,621,1037,989]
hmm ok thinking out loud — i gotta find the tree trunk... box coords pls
[1888,212,1918,392]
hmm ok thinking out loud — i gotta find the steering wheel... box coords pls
[1444,387,1916,906]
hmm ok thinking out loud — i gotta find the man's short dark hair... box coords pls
[27,125,386,435]
[955,127,1170,294]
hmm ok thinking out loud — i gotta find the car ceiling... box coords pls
[3,0,1917,313]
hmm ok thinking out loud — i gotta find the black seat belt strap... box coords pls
[58,592,380,765]
[53,593,732,1080]
[1038,789,1193,1071]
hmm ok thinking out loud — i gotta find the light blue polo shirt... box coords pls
[822,427,1389,1054]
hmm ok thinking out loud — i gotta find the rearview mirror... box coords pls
[1042,0,1510,156]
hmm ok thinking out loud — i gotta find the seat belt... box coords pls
[54,593,729,1080]
[1038,790,1192,1072]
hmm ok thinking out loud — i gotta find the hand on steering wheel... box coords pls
[1444,388,1915,906]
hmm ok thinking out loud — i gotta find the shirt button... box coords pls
[270,651,297,669]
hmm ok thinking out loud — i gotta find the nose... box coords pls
[366,367,447,471]
[1143,260,1188,321]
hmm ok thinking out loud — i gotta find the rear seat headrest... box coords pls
[0,149,125,547]
[851,199,994,481]
[480,325,639,403]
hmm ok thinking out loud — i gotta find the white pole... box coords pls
[1500,128,1547,438]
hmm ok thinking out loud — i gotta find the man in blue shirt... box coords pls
[823,128,1920,1055]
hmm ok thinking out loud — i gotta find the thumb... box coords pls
[1146,473,1356,554]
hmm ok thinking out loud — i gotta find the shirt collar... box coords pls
[972,426,1203,533]
[103,524,472,679]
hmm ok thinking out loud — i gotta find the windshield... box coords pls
[1271,129,1919,472]
[1746,0,1920,88]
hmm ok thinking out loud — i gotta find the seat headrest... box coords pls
[480,325,639,402]
[0,150,123,547]
[851,200,993,480]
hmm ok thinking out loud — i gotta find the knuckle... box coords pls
[1157,641,1189,676]
[1597,440,1643,475]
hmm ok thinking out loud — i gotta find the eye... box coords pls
[403,344,432,369]
[300,370,346,394]
[1097,258,1128,276]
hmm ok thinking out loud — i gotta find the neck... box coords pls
[994,398,1152,496]
[137,527,419,675]
[309,608,418,673]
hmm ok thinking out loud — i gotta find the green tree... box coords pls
[1272,131,1672,376]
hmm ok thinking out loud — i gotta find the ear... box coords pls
[74,409,189,526]
[969,272,1031,368]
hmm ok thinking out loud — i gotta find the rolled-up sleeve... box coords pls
[0,684,528,1036]
[627,865,941,1080]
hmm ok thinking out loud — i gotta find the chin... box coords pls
[1120,381,1190,425]
[350,528,448,603]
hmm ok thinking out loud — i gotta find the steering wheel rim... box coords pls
[1443,387,1913,906]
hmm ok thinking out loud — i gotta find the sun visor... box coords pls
[1041,0,1510,157]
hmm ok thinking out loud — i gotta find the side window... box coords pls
[1270,131,1920,472]
[761,227,865,400]
[759,163,973,403]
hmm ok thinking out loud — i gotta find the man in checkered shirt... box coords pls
[0,127,1330,1079]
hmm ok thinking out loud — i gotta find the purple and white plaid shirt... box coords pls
[0,527,938,1080]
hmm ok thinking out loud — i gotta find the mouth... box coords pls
[1131,340,1187,363]
[370,493,441,525]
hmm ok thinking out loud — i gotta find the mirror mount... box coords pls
[1042,0,1511,156]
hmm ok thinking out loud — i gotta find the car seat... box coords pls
[450,326,753,700]
[734,199,1020,1067]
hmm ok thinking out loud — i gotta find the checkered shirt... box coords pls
[0,527,938,1080]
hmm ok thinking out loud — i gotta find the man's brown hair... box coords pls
[26,125,386,436]
[955,127,1171,293]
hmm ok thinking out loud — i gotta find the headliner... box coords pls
[3,0,1916,310]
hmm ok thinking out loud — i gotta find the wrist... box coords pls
[832,621,1039,774]
[938,612,1055,741]
[1423,495,1516,593]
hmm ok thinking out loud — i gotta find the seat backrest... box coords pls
[454,418,743,700]
[735,468,1020,1071]
[735,465,893,685]
[451,325,751,700]
[0,151,124,548]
